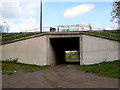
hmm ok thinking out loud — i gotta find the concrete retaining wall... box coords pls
[2,36,47,65]
[82,35,120,65]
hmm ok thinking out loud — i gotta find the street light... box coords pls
[40,0,42,32]
[4,22,9,33]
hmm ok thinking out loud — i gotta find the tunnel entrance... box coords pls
[49,37,80,65]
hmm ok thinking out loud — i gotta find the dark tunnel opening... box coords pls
[50,37,80,65]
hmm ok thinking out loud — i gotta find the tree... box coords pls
[111,0,120,29]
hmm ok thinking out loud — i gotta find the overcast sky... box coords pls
[0,0,117,32]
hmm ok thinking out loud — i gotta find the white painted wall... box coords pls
[2,36,47,65]
[82,35,120,65]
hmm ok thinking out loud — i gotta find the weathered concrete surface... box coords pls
[47,36,56,65]
[2,36,47,65]
[82,35,120,65]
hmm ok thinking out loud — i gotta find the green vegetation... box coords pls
[85,30,120,39]
[1,58,51,75]
[2,72,14,75]
[111,1,120,22]
[65,51,79,62]
[2,30,120,43]
[76,60,120,78]
[2,32,45,43]
[66,55,79,62]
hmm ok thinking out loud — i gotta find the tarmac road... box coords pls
[2,65,118,88]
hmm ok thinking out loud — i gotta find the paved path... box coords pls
[2,65,118,88]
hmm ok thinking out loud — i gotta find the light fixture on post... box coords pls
[40,0,42,32]
[4,22,9,33]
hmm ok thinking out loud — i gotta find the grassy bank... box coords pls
[2,32,44,43]
[1,59,51,75]
[65,55,79,62]
[76,60,120,78]
[86,30,120,39]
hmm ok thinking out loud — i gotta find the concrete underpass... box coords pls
[49,37,80,65]
[2,32,120,65]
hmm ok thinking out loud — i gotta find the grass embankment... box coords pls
[2,32,44,43]
[86,30,120,39]
[66,55,79,62]
[76,60,120,78]
[1,59,51,75]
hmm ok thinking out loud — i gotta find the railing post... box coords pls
[3,34,5,42]
[15,33,16,39]
[110,31,111,38]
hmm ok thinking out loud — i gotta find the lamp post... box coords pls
[40,0,42,32]
[4,22,9,33]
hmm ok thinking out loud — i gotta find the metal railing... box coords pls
[1,29,120,43]
[87,30,120,39]
[2,32,42,43]
[2,28,41,42]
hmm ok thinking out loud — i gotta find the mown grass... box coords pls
[1,59,51,75]
[66,55,79,62]
[76,60,120,78]
[85,30,120,39]
[2,32,44,43]
[104,30,120,34]
[2,30,120,43]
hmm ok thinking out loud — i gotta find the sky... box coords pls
[0,0,118,32]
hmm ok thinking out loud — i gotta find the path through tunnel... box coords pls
[50,37,80,65]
